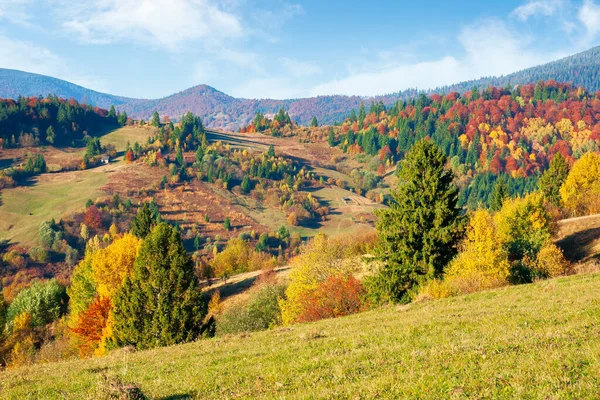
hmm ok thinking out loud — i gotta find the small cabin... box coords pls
[100,155,110,164]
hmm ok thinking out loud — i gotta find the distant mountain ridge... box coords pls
[1,46,599,130]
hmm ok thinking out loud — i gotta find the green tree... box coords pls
[45,126,56,144]
[7,280,67,328]
[241,176,251,193]
[311,117,318,127]
[368,139,463,304]
[327,128,335,147]
[131,202,157,239]
[267,145,275,158]
[111,223,206,349]
[224,217,231,231]
[539,153,569,206]
[151,111,161,127]
[489,176,509,211]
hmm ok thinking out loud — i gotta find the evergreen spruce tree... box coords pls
[111,223,206,349]
[368,139,463,303]
[489,176,509,211]
[241,176,251,193]
[267,145,275,158]
[311,117,318,127]
[131,202,156,239]
[151,111,161,127]
[327,128,335,147]
[539,153,570,206]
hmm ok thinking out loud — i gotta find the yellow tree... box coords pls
[91,233,141,298]
[279,233,363,325]
[444,209,510,293]
[561,152,600,216]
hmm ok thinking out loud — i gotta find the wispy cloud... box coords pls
[308,19,566,97]
[56,0,243,51]
[578,0,600,39]
[0,0,33,26]
[0,35,106,90]
[511,0,564,21]
[279,57,322,78]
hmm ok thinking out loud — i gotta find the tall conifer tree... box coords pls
[369,139,463,303]
[112,223,206,349]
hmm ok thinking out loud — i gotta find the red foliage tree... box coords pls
[125,149,134,163]
[296,275,367,323]
[70,297,111,356]
[84,205,102,229]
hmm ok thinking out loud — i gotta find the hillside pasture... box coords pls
[3,272,600,398]
[0,126,158,247]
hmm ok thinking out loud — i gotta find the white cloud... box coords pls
[279,57,322,78]
[56,0,243,51]
[309,20,565,97]
[0,35,106,91]
[578,0,600,38]
[230,77,307,99]
[0,0,33,25]
[511,0,564,21]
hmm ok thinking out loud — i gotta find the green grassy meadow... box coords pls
[3,272,600,399]
[0,126,156,247]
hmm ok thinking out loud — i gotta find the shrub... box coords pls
[2,249,27,268]
[29,247,49,263]
[217,282,286,335]
[7,280,67,329]
[416,279,457,301]
[535,242,571,278]
[296,275,368,323]
[279,233,364,325]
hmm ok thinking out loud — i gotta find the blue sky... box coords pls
[0,0,599,99]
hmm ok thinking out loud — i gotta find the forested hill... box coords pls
[0,46,599,129]
[0,69,130,108]
[429,45,600,96]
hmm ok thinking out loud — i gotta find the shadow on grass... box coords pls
[157,394,196,400]
[556,226,600,262]
[209,275,258,301]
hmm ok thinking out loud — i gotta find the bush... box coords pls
[535,242,571,278]
[217,282,286,335]
[7,280,68,328]
[279,233,366,325]
[416,279,457,301]
[296,275,368,323]
[2,249,27,268]
[29,247,49,263]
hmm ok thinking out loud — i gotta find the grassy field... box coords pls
[99,125,158,152]
[3,272,600,399]
[0,126,156,247]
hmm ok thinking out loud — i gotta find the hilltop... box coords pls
[1,46,600,129]
[3,272,600,399]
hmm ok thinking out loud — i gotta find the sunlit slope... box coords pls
[3,272,600,399]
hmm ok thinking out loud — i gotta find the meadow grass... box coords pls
[3,272,600,399]
[0,126,156,247]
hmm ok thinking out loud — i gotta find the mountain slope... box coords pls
[1,46,599,129]
[431,45,600,95]
[0,69,132,108]
[3,272,600,398]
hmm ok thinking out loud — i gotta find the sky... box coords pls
[0,0,599,100]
